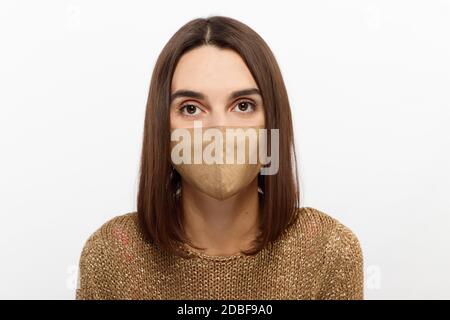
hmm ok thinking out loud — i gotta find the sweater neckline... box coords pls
[180,242,249,261]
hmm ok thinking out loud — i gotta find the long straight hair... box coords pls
[137,16,300,257]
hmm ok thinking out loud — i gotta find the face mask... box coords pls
[170,125,264,200]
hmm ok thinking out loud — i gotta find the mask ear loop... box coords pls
[170,165,182,197]
[257,172,264,195]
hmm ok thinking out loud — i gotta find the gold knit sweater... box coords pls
[76,207,363,300]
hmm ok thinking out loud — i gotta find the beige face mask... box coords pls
[170,125,265,200]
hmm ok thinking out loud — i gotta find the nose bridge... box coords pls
[208,113,227,127]
[207,102,229,127]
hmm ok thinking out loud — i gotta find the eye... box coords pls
[179,103,202,117]
[232,100,256,113]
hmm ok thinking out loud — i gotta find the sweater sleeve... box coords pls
[317,221,364,300]
[75,232,113,300]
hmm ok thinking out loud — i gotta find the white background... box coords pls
[0,0,449,299]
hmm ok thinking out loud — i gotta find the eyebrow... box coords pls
[170,88,261,103]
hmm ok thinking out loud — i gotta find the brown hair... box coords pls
[137,16,300,257]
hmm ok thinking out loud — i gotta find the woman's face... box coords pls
[170,45,265,129]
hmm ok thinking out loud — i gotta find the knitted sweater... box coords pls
[75,207,364,300]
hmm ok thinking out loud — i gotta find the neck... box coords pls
[181,177,261,256]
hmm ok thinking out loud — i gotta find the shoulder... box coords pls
[78,211,142,258]
[294,206,362,253]
[293,206,363,278]
[294,207,364,299]
[76,211,144,299]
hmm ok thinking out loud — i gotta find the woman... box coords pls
[76,16,363,300]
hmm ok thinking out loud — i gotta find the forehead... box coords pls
[171,46,258,94]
